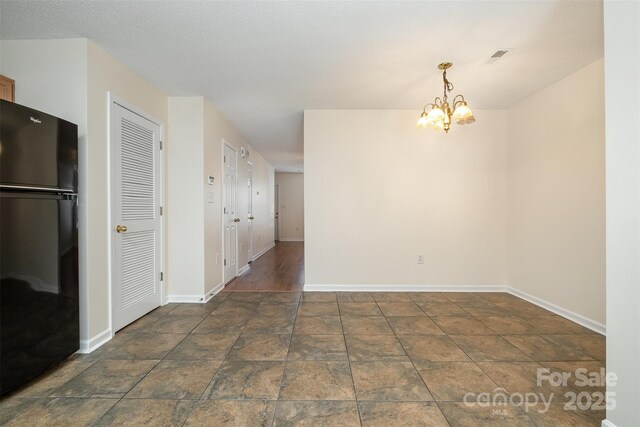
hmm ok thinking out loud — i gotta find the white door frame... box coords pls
[108,92,164,337]
[221,140,238,283]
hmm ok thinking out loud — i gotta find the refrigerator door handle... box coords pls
[0,184,76,194]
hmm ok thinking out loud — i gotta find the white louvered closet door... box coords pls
[112,102,162,332]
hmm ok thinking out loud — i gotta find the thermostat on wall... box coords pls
[240,147,249,158]
[207,176,214,185]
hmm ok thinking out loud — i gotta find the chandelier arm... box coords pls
[452,94,466,107]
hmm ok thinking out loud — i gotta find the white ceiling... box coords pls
[0,1,603,171]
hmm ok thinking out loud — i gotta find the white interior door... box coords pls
[247,162,254,263]
[111,101,162,332]
[274,184,279,241]
[223,143,238,284]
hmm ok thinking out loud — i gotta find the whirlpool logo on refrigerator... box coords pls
[29,116,42,124]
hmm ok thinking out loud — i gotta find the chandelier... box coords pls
[416,62,476,133]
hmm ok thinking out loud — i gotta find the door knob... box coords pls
[115,225,128,233]
[249,216,254,220]
[234,218,240,222]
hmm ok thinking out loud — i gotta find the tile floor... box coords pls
[0,291,606,426]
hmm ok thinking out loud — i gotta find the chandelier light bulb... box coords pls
[416,111,429,128]
[427,106,445,122]
[452,101,474,122]
[428,118,445,131]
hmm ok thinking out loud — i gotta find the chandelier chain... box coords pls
[442,69,454,102]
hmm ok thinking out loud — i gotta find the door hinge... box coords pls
[160,272,164,281]
[224,155,226,163]
[224,207,227,214]
[159,140,163,150]
[159,206,163,216]
[224,259,227,266]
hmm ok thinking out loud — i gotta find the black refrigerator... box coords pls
[0,99,79,395]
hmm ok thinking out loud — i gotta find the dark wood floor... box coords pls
[224,242,304,292]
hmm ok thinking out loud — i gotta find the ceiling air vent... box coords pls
[486,49,512,64]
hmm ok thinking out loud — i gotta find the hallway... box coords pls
[225,242,304,292]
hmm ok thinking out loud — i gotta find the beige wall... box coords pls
[275,172,304,241]
[304,61,606,328]
[507,59,606,326]
[604,1,639,424]
[86,40,169,339]
[168,96,275,299]
[167,97,206,298]
[304,109,508,287]
[0,39,87,129]
[202,100,222,294]
[0,39,170,345]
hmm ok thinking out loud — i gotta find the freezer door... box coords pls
[0,191,79,395]
[0,100,78,191]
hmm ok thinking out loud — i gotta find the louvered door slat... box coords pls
[121,117,155,222]
[122,231,156,308]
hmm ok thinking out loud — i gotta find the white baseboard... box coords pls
[278,238,304,242]
[77,328,112,354]
[506,287,606,335]
[252,242,275,261]
[167,294,208,303]
[204,282,224,302]
[601,420,616,427]
[167,282,224,304]
[304,284,507,292]
[303,283,605,335]
[238,264,250,275]
[78,283,224,354]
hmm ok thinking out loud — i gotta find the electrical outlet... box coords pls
[417,254,425,264]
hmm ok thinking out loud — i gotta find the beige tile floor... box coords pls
[0,291,606,426]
